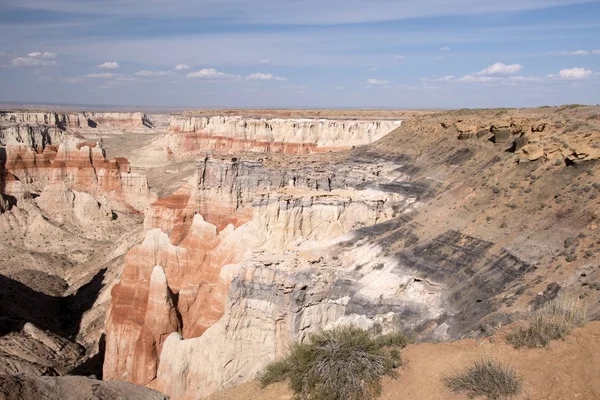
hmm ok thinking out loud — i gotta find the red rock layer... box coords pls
[179,132,319,155]
[104,214,245,385]
[4,139,144,209]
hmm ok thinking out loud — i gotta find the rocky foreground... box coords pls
[1,106,599,399]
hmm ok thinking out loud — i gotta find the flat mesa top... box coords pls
[177,109,432,120]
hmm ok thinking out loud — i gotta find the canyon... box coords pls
[1,106,600,399]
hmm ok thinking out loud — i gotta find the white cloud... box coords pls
[394,55,404,60]
[10,57,57,67]
[174,64,191,70]
[135,70,170,77]
[10,51,58,67]
[246,72,286,81]
[474,62,523,76]
[98,61,119,69]
[334,85,344,90]
[439,46,450,51]
[259,59,271,64]
[369,67,379,71]
[456,75,501,83]
[436,56,444,60]
[367,78,388,85]
[593,50,600,55]
[557,67,593,80]
[187,68,240,79]
[569,50,589,56]
[28,51,57,59]
[87,72,115,79]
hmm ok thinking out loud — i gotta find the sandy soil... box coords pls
[210,322,600,400]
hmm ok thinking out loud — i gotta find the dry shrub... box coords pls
[445,358,522,399]
[259,325,411,400]
[505,298,587,349]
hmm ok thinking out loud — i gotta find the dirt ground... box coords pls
[209,322,600,400]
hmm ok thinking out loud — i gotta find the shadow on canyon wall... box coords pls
[0,268,106,339]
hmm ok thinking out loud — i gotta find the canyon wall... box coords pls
[4,138,153,212]
[0,111,152,132]
[0,111,157,378]
[104,156,414,394]
[103,107,600,400]
[168,116,401,153]
[131,116,402,166]
[107,151,535,399]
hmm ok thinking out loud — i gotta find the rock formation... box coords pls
[169,116,401,153]
[0,111,157,379]
[0,110,152,132]
[104,106,600,400]
[4,138,153,211]
[3,106,600,400]
[0,375,168,400]
[131,116,402,166]
[104,155,418,394]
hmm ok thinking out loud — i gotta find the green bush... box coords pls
[445,358,521,400]
[259,326,411,400]
[505,298,587,349]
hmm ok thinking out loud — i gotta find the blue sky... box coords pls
[0,0,599,108]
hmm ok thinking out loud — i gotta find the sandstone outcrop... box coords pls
[4,138,153,211]
[104,155,419,395]
[3,106,600,400]
[131,117,401,166]
[0,124,65,151]
[0,111,152,132]
[169,116,400,152]
[0,375,168,400]
[0,111,157,378]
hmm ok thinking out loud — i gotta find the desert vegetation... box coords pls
[259,326,411,400]
[505,298,587,348]
[445,358,522,400]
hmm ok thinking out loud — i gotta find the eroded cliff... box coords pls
[104,106,600,400]
[0,111,159,380]
[131,116,402,166]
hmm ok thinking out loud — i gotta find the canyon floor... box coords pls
[0,106,599,399]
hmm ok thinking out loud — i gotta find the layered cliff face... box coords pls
[0,124,65,151]
[169,116,401,152]
[4,138,153,211]
[0,111,152,132]
[103,106,600,400]
[4,107,599,400]
[131,116,402,166]
[104,156,414,390]
[0,111,158,379]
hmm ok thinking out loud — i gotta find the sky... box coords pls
[0,0,599,108]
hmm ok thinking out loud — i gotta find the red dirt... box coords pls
[209,322,600,400]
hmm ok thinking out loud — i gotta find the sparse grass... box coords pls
[445,358,522,400]
[259,326,411,400]
[562,120,591,134]
[505,298,587,349]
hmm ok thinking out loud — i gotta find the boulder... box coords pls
[0,375,168,400]
[520,144,545,161]
[476,128,491,138]
[567,143,600,163]
[531,122,547,133]
[513,135,529,152]
[491,125,511,143]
